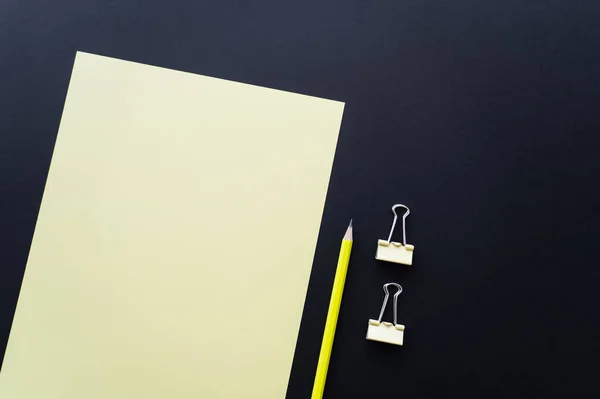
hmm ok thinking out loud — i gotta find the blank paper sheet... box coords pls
[0,52,344,398]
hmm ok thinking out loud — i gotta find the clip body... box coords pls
[366,320,405,346]
[376,204,414,265]
[366,283,405,346]
[376,240,414,265]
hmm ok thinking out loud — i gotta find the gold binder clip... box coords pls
[366,283,405,346]
[376,204,414,265]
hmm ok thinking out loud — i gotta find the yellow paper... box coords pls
[0,52,344,398]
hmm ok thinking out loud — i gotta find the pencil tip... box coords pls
[344,219,353,241]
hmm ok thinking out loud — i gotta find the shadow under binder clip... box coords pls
[376,204,414,265]
[366,283,405,346]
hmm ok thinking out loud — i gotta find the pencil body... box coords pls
[311,224,353,399]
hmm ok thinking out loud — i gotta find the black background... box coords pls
[2,1,600,398]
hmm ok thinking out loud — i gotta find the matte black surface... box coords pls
[2,1,600,397]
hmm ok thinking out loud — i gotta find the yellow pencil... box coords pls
[311,220,353,399]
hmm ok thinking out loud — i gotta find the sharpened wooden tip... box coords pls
[344,219,353,241]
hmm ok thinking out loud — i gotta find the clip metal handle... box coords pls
[387,204,410,246]
[377,283,403,325]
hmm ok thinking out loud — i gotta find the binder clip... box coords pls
[366,283,405,346]
[375,204,414,265]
